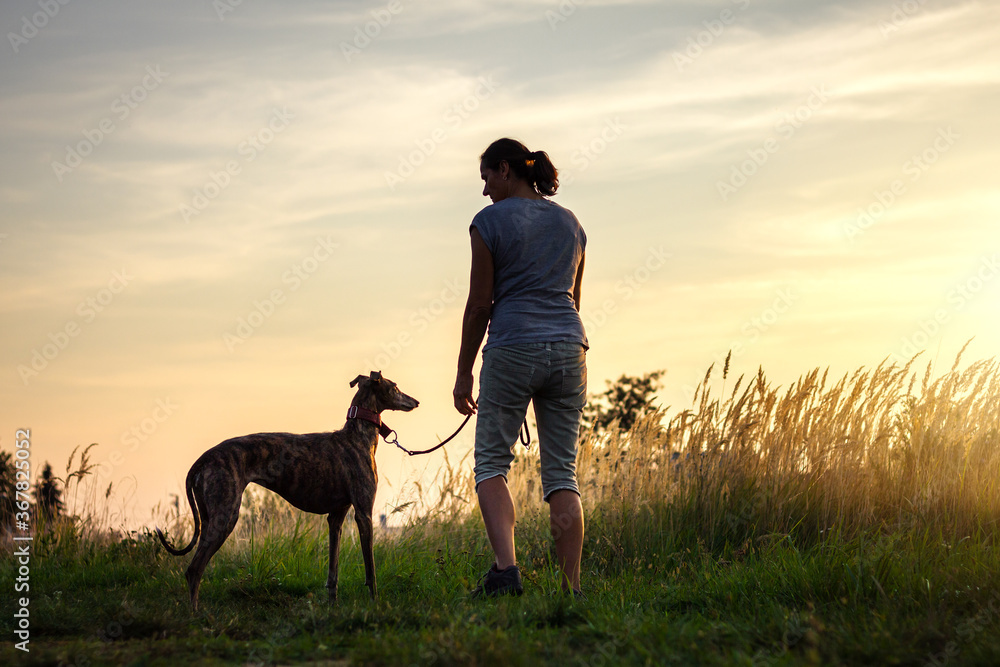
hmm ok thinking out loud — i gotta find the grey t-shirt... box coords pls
[470,197,588,351]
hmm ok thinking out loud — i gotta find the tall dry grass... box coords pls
[39,350,1000,566]
[21,443,124,551]
[415,349,999,563]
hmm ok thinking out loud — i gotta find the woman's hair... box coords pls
[480,138,559,197]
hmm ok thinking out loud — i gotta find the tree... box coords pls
[582,370,666,435]
[0,451,16,527]
[33,462,64,521]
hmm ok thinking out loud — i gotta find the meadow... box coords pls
[3,349,1000,666]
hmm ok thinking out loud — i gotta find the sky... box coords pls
[1,0,998,528]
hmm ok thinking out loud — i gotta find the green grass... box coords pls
[4,513,1000,666]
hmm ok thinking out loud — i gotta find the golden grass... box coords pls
[47,349,1000,555]
[417,348,999,552]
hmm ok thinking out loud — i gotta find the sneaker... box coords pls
[470,564,524,599]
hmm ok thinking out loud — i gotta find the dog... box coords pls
[155,371,418,611]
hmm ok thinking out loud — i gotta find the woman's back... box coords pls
[471,197,587,351]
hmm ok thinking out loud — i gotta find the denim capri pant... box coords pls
[474,341,587,501]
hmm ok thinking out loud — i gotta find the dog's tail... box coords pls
[155,474,201,556]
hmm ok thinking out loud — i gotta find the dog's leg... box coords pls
[354,500,377,600]
[326,505,351,602]
[185,475,244,611]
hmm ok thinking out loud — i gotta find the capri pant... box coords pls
[474,341,587,501]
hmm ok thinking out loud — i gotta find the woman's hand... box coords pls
[453,372,478,415]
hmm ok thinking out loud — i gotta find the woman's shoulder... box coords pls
[472,198,528,227]
[472,198,579,228]
[539,199,581,229]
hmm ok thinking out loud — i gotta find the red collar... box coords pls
[347,405,394,441]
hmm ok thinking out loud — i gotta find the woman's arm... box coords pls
[572,251,585,312]
[453,228,494,415]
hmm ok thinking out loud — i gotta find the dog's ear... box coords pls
[350,374,368,388]
[370,370,383,383]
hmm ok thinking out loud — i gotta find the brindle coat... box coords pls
[156,371,418,611]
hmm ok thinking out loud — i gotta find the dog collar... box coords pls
[347,405,395,441]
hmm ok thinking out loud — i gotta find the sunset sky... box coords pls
[2,0,998,528]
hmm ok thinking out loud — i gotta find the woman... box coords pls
[453,137,588,598]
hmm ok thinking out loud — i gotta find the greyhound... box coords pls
[155,371,418,611]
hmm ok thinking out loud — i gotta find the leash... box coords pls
[390,414,471,456]
[347,406,531,457]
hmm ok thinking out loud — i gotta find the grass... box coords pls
[3,350,1000,665]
